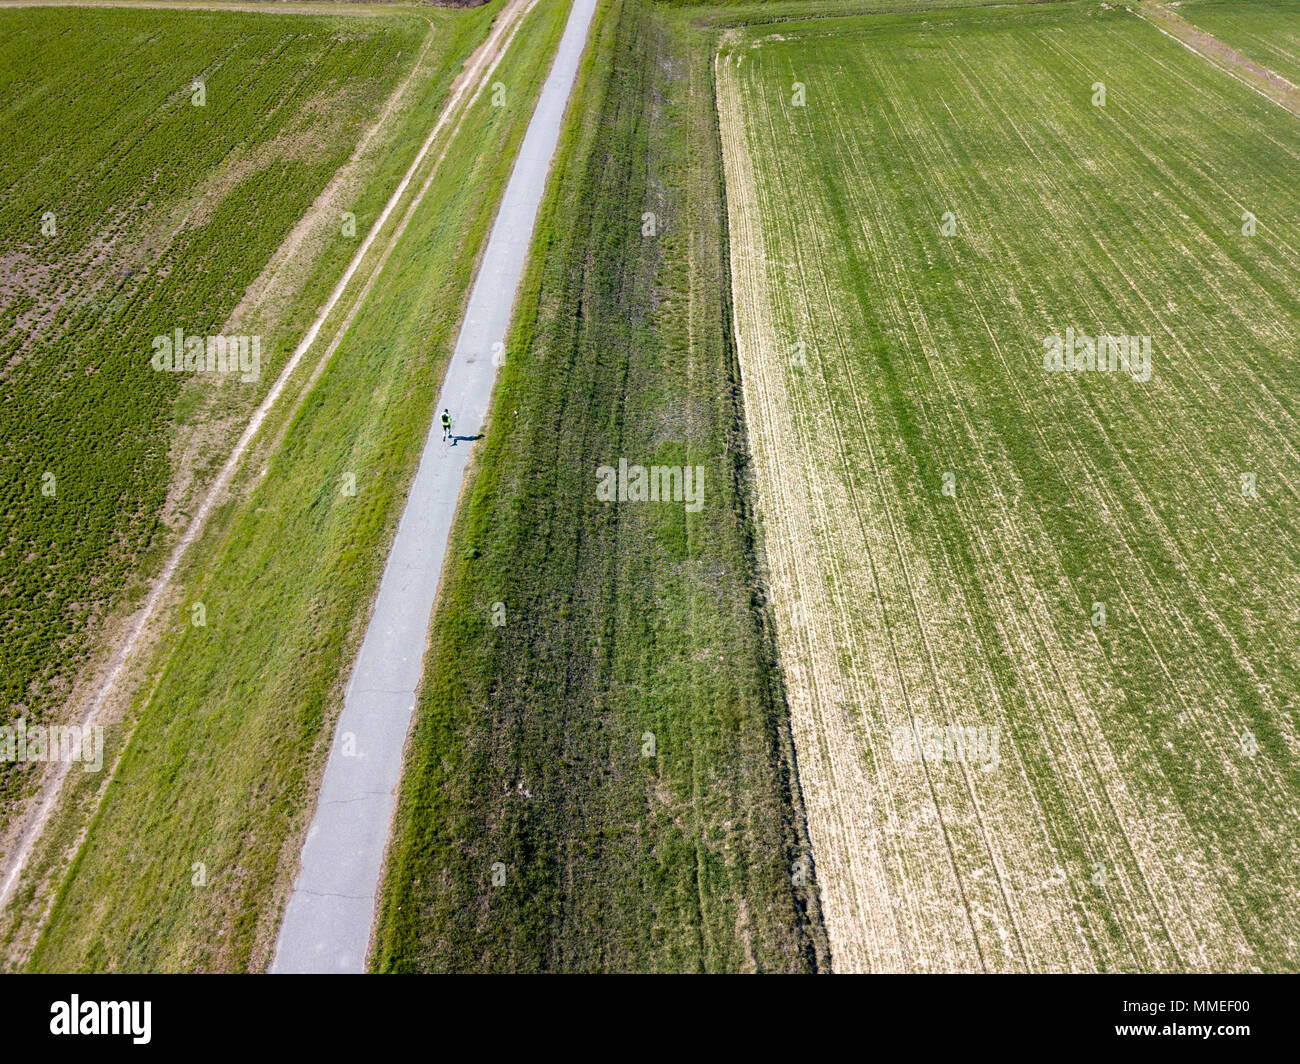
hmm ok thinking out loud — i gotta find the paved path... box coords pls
[270,0,599,973]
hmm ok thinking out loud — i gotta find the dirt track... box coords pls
[1134,1,1300,119]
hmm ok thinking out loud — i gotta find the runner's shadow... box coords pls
[449,434,484,446]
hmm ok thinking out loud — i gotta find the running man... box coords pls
[440,408,452,442]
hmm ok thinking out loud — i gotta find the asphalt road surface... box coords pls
[271,0,599,973]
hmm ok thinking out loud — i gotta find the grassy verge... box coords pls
[20,0,570,973]
[372,0,829,973]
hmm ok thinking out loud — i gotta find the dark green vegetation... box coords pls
[16,0,566,972]
[0,5,462,815]
[373,0,830,973]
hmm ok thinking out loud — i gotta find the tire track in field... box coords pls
[912,43,1212,969]
[812,71,1051,972]
[724,48,1004,972]
[732,43,1069,972]
[985,20,1296,960]
[942,24,1274,969]
[721,51,997,970]
[774,119,995,971]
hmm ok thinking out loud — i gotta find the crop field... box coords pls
[0,3,472,822]
[13,0,567,972]
[719,0,1300,971]
[1174,0,1300,89]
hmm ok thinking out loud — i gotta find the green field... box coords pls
[1176,0,1300,88]
[0,3,479,821]
[13,0,569,972]
[719,0,1300,970]
[372,0,829,972]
